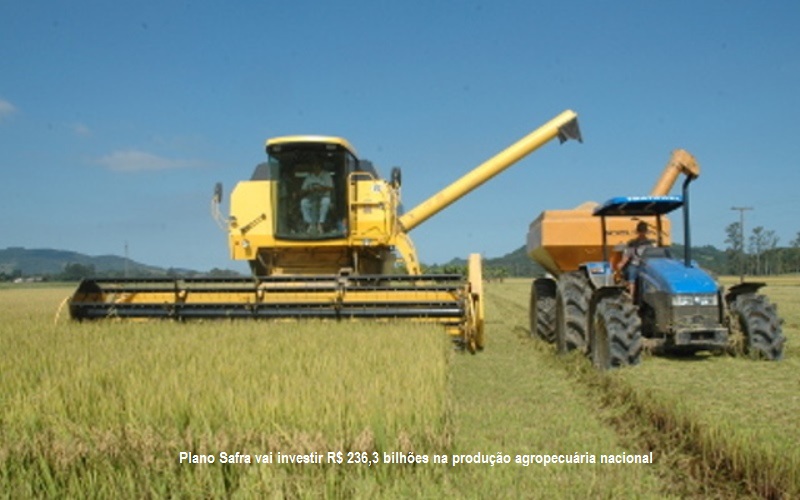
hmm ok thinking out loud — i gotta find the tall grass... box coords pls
[522,275,800,497]
[610,276,800,497]
[446,281,669,498]
[3,277,798,497]
[1,288,451,497]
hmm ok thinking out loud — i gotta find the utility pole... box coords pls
[124,241,129,278]
[730,206,753,283]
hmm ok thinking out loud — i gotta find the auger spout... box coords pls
[398,109,581,232]
[650,148,701,196]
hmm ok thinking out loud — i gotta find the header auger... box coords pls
[69,110,582,352]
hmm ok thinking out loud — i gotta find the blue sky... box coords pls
[1,1,798,272]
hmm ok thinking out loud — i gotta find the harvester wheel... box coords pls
[467,253,485,352]
[728,293,784,360]
[463,296,478,354]
[555,271,591,354]
[529,278,556,343]
[591,293,642,370]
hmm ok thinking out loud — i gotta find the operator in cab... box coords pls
[299,160,334,234]
[616,221,655,296]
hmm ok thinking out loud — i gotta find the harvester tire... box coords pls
[590,293,642,370]
[555,271,591,354]
[467,253,485,352]
[529,278,556,343]
[729,293,784,360]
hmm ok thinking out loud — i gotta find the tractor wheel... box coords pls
[555,271,591,354]
[591,293,642,370]
[729,293,784,360]
[529,278,556,343]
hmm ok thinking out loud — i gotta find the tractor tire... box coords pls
[555,271,591,354]
[729,293,785,360]
[591,293,642,370]
[529,278,556,343]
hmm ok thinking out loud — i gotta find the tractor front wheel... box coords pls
[555,271,591,354]
[728,293,784,360]
[591,293,642,370]
[530,278,556,343]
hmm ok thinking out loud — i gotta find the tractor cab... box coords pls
[257,136,362,241]
[593,192,722,301]
[593,194,683,277]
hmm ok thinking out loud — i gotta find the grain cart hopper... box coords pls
[527,150,784,368]
[69,109,582,352]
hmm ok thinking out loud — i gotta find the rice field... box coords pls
[479,276,800,498]
[1,277,798,497]
[1,287,450,497]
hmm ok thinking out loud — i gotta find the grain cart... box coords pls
[69,110,582,352]
[527,150,784,368]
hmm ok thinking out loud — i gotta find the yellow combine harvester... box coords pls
[69,110,582,351]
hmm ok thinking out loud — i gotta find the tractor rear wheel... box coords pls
[729,293,784,360]
[591,293,642,370]
[529,278,556,343]
[555,271,591,354]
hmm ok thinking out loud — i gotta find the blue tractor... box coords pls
[528,166,785,369]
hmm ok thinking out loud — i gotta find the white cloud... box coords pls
[0,98,17,121]
[95,149,202,172]
[72,122,92,137]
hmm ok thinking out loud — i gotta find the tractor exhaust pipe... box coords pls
[682,175,695,267]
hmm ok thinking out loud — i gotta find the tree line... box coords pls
[724,223,800,276]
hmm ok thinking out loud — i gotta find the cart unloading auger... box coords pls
[68,110,582,352]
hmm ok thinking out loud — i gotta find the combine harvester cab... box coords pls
[527,150,784,368]
[69,109,583,353]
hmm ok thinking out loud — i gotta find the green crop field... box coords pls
[1,278,798,498]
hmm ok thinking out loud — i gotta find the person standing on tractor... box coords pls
[617,221,655,296]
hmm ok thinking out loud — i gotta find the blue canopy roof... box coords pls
[593,195,683,217]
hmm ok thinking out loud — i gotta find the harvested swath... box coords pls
[516,275,800,497]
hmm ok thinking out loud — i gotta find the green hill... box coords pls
[429,243,729,278]
[0,247,208,280]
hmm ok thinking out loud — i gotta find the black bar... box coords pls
[70,303,465,320]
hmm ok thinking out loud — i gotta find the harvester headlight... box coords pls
[671,294,718,307]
